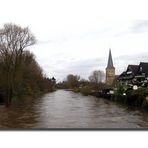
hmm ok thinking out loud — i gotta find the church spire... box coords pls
[107,48,114,68]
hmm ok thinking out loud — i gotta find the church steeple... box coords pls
[106,48,115,86]
[107,49,114,68]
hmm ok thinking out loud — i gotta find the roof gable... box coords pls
[127,65,139,75]
[139,62,148,76]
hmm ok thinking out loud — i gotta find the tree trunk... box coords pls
[5,71,12,107]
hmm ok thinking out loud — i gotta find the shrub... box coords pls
[73,87,80,93]
[80,86,91,96]
[128,88,148,107]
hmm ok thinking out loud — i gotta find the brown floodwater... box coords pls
[0,89,148,128]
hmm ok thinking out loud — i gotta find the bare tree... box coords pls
[0,23,36,106]
[88,70,105,83]
[66,74,80,89]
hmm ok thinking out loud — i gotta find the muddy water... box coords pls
[0,90,148,128]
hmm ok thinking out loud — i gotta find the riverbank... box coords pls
[0,89,56,107]
[69,87,148,109]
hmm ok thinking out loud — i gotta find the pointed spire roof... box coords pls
[107,49,114,68]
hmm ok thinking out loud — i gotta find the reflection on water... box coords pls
[0,90,148,128]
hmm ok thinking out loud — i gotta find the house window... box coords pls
[140,66,142,72]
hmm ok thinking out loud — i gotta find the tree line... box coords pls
[56,70,107,95]
[0,23,55,107]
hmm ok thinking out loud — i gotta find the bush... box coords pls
[80,86,91,96]
[127,88,148,107]
[73,87,80,93]
[113,84,128,102]
[114,86,148,107]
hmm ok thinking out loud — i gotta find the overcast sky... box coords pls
[0,0,148,81]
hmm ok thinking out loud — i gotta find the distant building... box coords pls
[118,62,148,87]
[106,49,115,86]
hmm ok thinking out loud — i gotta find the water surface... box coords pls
[0,90,148,128]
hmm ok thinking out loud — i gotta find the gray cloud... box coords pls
[113,20,148,37]
[36,27,111,46]
[37,40,52,44]
[114,52,148,75]
[40,57,107,81]
[36,51,148,82]
[131,20,148,33]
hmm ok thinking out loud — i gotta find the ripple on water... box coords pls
[0,90,148,128]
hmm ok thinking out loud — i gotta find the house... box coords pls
[117,62,148,87]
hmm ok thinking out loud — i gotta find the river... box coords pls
[0,90,148,129]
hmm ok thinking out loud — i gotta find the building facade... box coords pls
[106,49,115,86]
[117,62,148,87]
